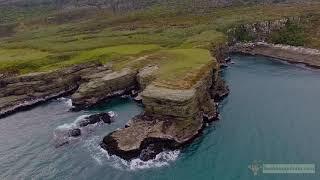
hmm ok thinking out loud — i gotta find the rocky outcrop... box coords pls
[101,61,228,161]
[0,63,110,118]
[101,114,203,161]
[230,42,320,68]
[71,68,137,110]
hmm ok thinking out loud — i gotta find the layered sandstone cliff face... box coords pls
[0,63,109,117]
[71,68,137,110]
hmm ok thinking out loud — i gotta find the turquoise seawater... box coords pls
[1,55,320,179]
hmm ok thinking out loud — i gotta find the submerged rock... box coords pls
[69,128,81,137]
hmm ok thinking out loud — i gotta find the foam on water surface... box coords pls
[83,136,180,171]
[53,112,117,146]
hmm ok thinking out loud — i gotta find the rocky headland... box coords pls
[0,50,229,161]
[101,58,229,161]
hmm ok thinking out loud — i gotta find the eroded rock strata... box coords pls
[0,63,110,118]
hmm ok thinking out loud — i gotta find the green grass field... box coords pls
[1,2,320,88]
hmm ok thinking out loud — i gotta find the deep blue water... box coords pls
[1,55,320,179]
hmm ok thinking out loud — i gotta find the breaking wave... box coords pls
[83,136,180,170]
[53,112,116,147]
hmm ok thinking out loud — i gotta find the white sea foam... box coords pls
[127,150,180,170]
[57,97,73,108]
[83,136,180,170]
[108,111,117,119]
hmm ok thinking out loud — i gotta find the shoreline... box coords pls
[229,42,320,69]
[2,41,318,161]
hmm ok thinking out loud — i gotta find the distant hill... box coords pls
[0,0,317,25]
[1,0,316,11]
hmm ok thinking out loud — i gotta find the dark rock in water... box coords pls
[69,128,81,137]
[139,144,163,161]
[79,112,112,127]
[225,57,232,63]
[220,63,228,68]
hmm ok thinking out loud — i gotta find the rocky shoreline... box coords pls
[4,39,318,161]
[230,42,320,69]
[0,48,230,161]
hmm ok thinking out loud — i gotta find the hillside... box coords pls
[0,0,317,26]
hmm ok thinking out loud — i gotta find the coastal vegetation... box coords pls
[271,20,305,46]
[1,2,320,87]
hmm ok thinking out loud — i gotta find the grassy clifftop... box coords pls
[1,2,320,88]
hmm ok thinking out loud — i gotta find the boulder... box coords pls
[72,68,137,110]
[78,112,112,127]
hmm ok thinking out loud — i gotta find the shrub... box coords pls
[228,25,254,43]
[270,20,305,46]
